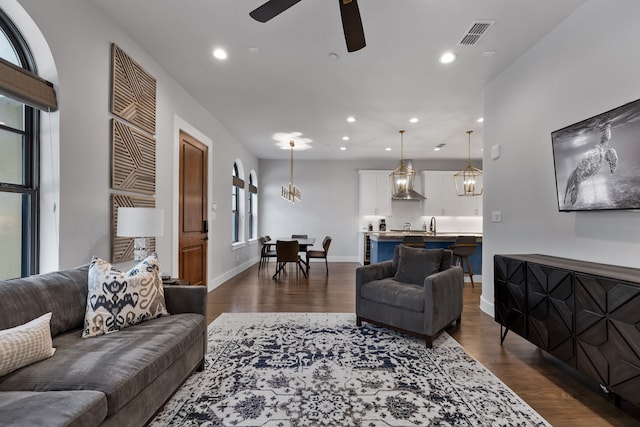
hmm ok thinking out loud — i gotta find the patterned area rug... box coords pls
[150,313,550,426]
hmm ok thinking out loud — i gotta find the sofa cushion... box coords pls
[0,390,107,427]
[83,254,169,338]
[0,265,89,337]
[0,313,56,377]
[394,246,444,286]
[360,278,424,313]
[0,313,205,417]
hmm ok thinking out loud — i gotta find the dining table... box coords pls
[271,237,316,270]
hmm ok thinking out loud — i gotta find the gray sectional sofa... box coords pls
[0,265,207,427]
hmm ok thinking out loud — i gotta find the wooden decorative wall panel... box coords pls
[111,119,156,194]
[111,43,156,135]
[111,194,156,263]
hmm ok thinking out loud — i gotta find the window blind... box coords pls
[0,57,57,111]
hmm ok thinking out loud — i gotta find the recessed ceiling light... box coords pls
[434,147,441,151]
[385,147,392,151]
[347,116,356,123]
[477,117,484,123]
[409,117,419,123]
[439,51,456,64]
[212,48,227,60]
[342,136,350,141]
[340,147,347,151]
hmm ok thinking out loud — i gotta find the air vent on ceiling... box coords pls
[457,20,495,46]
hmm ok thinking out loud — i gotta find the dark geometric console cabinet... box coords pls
[495,254,640,406]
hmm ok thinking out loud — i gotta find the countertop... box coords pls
[368,231,482,241]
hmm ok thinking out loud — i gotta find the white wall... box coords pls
[259,158,475,261]
[4,0,260,288]
[481,0,640,315]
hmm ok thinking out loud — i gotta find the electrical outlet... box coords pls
[491,211,502,222]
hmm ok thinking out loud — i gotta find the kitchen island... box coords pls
[369,231,483,275]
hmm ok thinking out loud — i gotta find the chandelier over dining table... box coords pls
[282,140,301,203]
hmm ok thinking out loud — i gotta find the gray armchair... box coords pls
[356,245,464,347]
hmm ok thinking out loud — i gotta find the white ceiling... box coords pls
[90,0,585,160]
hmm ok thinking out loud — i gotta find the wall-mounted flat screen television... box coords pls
[551,98,640,212]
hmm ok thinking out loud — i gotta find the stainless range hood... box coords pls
[390,159,425,201]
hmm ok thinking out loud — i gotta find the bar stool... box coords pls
[402,235,425,248]
[449,236,477,287]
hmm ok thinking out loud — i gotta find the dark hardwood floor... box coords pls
[206,261,640,427]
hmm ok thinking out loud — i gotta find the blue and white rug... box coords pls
[150,313,549,426]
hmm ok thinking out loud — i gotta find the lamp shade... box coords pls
[117,207,164,237]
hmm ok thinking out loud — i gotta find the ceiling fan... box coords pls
[250,0,366,52]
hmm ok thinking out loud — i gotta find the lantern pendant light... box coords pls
[454,130,483,196]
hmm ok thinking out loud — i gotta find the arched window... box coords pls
[248,171,258,240]
[0,10,39,279]
[232,161,245,244]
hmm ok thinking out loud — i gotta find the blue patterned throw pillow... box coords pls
[82,254,169,338]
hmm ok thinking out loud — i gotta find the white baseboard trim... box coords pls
[208,257,257,292]
[464,274,482,284]
[480,294,494,317]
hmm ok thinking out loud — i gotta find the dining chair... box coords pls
[259,237,276,271]
[273,240,307,279]
[448,236,477,287]
[291,234,309,257]
[306,236,332,274]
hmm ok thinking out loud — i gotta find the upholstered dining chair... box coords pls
[291,234,309,257]
[273,240,307,279]
[448,236,478,287]
[259,237,276,271]
[306,236,332,274]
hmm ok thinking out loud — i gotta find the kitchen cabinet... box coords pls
[358,170,392,216]
[422,171,482,216]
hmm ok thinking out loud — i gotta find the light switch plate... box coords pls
[491,144,500,160]
[491,211,502,222]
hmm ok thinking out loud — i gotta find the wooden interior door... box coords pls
[179,130,208,286]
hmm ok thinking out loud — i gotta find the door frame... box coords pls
[172,115,212,289]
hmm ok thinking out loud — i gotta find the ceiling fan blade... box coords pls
[250,0,303,23]
[339,0,366,52]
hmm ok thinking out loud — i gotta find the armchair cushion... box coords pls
[360,278,424,313]
[393,246,444,286]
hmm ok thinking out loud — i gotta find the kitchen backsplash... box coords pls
[361,200,482,233]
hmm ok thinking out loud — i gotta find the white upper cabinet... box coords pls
[359,170,392,216]
[422,171,482,216]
